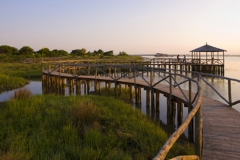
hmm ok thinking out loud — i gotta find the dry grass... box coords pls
[10,88,33,100]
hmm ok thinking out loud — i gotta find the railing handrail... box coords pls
[153,89,203,160]
[43,62,240,107]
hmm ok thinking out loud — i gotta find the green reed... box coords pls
[0,94,194,159]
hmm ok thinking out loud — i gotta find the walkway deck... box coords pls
[201,98,240,160]
[43,70,240,159]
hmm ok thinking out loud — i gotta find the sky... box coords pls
[1,0,240,55]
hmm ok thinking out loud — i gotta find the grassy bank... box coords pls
[0,63,42,91]
[0,94,194,159]
[0,63,42,78]
[0,73,29,90]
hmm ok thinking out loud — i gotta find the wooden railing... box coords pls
[43,63,204,159]
[191,72,240,107]
[148,58,224,65]
[42,64,240,160]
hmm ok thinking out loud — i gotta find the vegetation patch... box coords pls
[0,63,42,78]
[10,88,33,100]
[0,73,29,91]
[0,94,194,159]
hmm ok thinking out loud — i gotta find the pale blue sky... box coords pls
[1,0,240,54]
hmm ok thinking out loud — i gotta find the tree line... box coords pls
[0,45,128,57]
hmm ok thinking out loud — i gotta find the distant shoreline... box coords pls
[131,54,240,57]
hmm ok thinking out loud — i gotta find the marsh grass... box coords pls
[99,87,134,103]
[0,63,42,78]
[10,88,33,100]
[0,94,194,159]
[0,73,29,90]
[0,63,42,90]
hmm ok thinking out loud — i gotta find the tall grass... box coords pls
[10,88,33,100]
[99,87,134,103]
[0,63,42,90]
[0,73,29,90]
[0,95,194,159]
[0,63,42,78]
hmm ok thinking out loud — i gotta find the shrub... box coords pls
[10,88,33,100]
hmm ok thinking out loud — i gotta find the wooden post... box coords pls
[168,73,172,113]
[172,101,176,125]
[114,68,117,79]
[107,67,110,76]
[146,89,150,108]
[195,105,203,159]
[84,81,87,94]
[147,65,149,76]
[95,68,97,92]
[167,97,171,124]
[119,84,122,96]
[62,78,65,95]
[94,80,98,93]
[134,69,138,104]
[151,68,155,111]
[137,87,141,104]
[156,92,160,112]
[69,79,73,95]
[129,85,133,100]
[105,82,108,92]
[188,80,194,142]
[114,81,117,98]
[228,79,232,107]
[75,80,79,95]
[96,81,100,94]
[125,84,128,91]
[177,102,183,127]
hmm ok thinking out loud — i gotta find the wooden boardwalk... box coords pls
[43,70,240,159]
[201,97,240,160]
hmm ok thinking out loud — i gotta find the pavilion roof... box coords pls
[190,43,226,52]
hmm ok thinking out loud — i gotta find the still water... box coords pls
[1,56,240,136]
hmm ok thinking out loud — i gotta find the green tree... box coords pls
[104,50,114,56]
[92,49,104,57]
[70,48,86,56]
[58,50,68,56]
[19,46,34,55]
[52,49,68,57]
[97,49,104,55]
[86,51,91,57]
[0,45,18,55]
[37,48,51,57]
[118,51,128,56]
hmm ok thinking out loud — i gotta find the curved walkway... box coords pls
[43,70,240,159]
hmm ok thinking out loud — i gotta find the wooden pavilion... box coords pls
[190,43,226,75]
